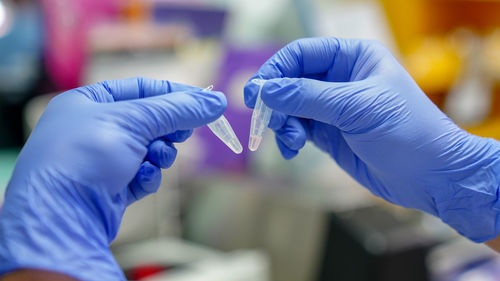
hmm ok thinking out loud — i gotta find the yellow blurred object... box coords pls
[379,0,500,108]
[379,0,427,54]
[466,116,500,140]
[404,38,462,107]
[482,30,500,80]
[380,0,500,51]
[482,31,500,122]
[465,30,500,138]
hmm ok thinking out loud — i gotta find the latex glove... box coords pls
[244,38,500,242]
[0,77,226,280]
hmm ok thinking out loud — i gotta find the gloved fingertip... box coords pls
[147,140,178,169]
[203,90,227,117]
[161,143,177,169]
[283,150,299,160]
[128,162,162,205]
[278,131,306,151]
[275,117,307,150]
[243,81,260,108]
[261,78,301,107]
[269,112,288,131]
[292,126,307,150]
[276,136,299,160]
[137,161,161,184]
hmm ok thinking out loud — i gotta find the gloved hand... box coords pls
[0,77,226,280]
[244,37,500,242]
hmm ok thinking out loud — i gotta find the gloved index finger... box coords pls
[115,89,228,141]
[101,77,202,101]
[253,37,344,80]
[244,38,344,108]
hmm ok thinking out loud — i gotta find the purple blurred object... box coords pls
[197,45,281,172]
[153,3,227,38]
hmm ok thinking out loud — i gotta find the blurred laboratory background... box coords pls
[2,0,500,280]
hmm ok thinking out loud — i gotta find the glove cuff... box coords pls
[0,171,126,280]
[435,137,500,242]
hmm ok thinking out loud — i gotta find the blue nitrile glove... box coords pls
[244,37,500,242]
[0,77,226,280]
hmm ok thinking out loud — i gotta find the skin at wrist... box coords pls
[1,270,78,281]
[486,235,500,252]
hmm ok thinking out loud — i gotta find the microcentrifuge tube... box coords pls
[249,79,272,152]
[203,86,243,154]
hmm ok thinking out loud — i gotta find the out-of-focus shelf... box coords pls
[111,237,269,281]
[87,22,193,53]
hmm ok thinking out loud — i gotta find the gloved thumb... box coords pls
[261,77,365,128]
[112,90,227,141]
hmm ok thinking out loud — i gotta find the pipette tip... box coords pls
[248,135,262,151]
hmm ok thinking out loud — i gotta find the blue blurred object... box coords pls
[0,0,42,103]
[244,37,500,243]
[0,78,226,280]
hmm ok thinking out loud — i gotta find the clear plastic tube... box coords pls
[248,79,272,151]
[203,86,243,154]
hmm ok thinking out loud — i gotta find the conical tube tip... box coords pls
[203,85,214,91]
[248,135,262,152]
[228,138,243,154]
